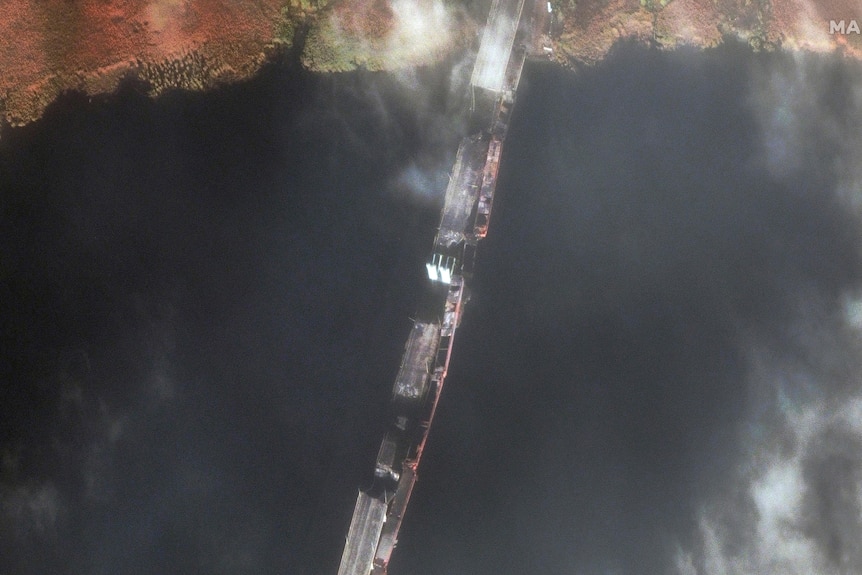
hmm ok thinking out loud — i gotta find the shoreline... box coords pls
[2,0,861,135]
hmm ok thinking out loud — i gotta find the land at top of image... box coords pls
[1,0,861,131]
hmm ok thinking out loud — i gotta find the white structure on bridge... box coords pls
[335,1,539,573]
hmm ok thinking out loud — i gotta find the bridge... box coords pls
[336,2,552,574]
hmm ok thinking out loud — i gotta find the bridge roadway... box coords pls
[336,2,542,574]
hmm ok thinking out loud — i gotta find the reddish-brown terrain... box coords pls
[0,0,305,127]
[1,0,861,131]
[553,0,862,64]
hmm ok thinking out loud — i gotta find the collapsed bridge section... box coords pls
[338,279,465,575]
[336,0,539,573]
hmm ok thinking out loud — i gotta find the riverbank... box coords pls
[2,0,860,134]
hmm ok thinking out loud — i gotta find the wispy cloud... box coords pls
[674,53,862,572]
[677,394,862,574]
[303,0,475,71]
[1,482,63,539]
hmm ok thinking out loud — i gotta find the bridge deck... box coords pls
[337,492,388,575]
[335,0,533,572]
[470,0,527,93]
[391,323,441,404]
[436,134,489,250]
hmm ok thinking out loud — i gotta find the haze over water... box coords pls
[2,41,862,574]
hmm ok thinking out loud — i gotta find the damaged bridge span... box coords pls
[336,1,553,573]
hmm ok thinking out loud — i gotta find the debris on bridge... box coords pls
[336,2,548,573]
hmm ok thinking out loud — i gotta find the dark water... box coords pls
[0,60,456,574]
[2,42,861,574]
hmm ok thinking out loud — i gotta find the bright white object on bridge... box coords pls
[439,266,451,285]
[336,0,531,572]
[427,254,456,284]
[470,0,526,94]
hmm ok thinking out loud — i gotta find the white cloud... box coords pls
[1,482,63,538]
[748,51,862,219]
[676,373,862,574]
